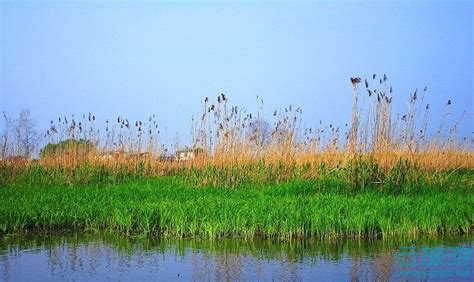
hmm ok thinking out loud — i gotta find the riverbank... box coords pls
[1,174,472,238]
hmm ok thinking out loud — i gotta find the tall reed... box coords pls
[1,75,472,188]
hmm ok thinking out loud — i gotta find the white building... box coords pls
[175,148,205,161]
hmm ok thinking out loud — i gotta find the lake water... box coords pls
[0,234,472,281]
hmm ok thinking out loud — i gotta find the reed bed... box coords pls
[1,74,472,189]
[0,75,473,238]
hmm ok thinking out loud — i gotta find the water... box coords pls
[0,234,472,281]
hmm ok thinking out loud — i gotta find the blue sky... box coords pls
[1,0,472,146]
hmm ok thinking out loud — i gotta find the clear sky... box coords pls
[1,0,472,146]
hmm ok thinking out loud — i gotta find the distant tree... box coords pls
[247,118,271,149]
[14,109,37,158]
[40,139,97,159]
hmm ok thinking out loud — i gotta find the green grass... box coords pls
[0,174,472,239]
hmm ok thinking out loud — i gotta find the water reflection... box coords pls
[0,234,472,281]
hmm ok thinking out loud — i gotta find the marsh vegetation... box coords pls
[0,75,472,238]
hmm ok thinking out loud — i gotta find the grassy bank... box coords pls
[1,174,472,239]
